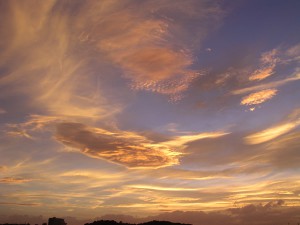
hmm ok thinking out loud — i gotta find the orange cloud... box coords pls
[249,49,278,81]
[240,89,277,106]
[245,123,298,145]
[95,18,198,101]
[89,1,222,101]
[55,122,227,168]
[0,202,40,206]
[0,177,32,184]
[55,122,181,168]
[249,66,275,81]
[233,73,300,95]
[245,109,300,144]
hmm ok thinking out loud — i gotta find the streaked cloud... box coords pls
[0,0,300,222]
[0,177,32,184]
[245,122,298,145]
[55,122,180,168]
[245,109,300,144]
[0,1,116,119]
[55,122,227,168]
[240,89,277,106]
[127,184,200,192]
[285,43,300,61]
[233,73,300,95]
[6,128,33,139]
[249,66,275,81]
[249,49,278,81]
[0,202,40,206]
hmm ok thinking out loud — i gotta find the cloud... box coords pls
[90,1,223,101]
[249,66,275,81]
[245,122,298,145]
[118,47,199,101]
[4,115,62,139]
[245,109,300,144]
[54,122,179,168]
[0,108,6,114]
[265,131,300,169]
[232,73,300,95]
[5,126,34,139]
[55,122,227,168]
[0,177,32,184]
[126,184,199,192]
[240,89,277,106]
[0,202,39,206]
[0,215,48,225]
[0,1,121,119]
[285,43,300,61]
[249,49,279,81]
[95,11,194,90]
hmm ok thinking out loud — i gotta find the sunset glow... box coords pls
[0,1,300,225]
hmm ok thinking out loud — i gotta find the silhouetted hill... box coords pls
[84,220,191,225]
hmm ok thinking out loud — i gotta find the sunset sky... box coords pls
[0,1,300,224]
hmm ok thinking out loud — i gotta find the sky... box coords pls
[0,0,300,224]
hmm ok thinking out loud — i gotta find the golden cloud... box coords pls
[55,122,227,168]
[95,17,195,101]
[233,73,300,95]
[249,49,278,81]
[245,109,300,144]
[245,123,298,145]
[0,177,32,184]
[249,66,275,81]
[127,184,203,192]
[240,89,277,106]
[0,1,116,119]
[0,202,41,206]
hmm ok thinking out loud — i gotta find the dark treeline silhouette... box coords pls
[85,220,191,225]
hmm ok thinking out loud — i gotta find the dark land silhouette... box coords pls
[1,218,191,225]
[84,220,191,225]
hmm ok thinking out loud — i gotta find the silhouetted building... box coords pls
[48,217,66,225]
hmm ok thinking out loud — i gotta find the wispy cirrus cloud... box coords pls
[0,177,32,184]
[0,1,115,119]
[0,202,40,206]
[285,43,300,61]
[233,73,300,95]
[245,109,300,145]
[249,49,279,81]
[245,122,298,145]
